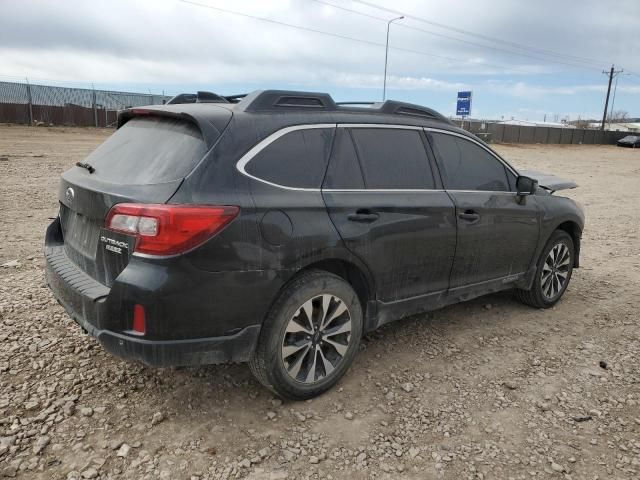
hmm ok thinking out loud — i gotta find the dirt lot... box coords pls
[1,125,639,480]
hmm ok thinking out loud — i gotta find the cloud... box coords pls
[2,0,638,80]
[503,82,605,98]
[0,0,638,117]
[330,73,468,91]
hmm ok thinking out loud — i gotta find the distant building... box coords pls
[496,120,576,129]
[587,122,640,132]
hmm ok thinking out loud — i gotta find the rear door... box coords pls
[425,130,539,288]
[58,115,218,286]
[322,125,457,304]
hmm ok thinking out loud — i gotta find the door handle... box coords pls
[458,210,480,223]
[347,210,379,223]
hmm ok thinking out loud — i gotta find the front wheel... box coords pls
[249,270,363,400]
[515,230,575,308]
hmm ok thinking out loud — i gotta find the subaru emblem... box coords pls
[65,187,75,203]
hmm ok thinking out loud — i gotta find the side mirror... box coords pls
[516,175,538,196]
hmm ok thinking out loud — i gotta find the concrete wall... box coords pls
[454,120,631,145]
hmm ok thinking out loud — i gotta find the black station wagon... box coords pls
[45,90,585,399]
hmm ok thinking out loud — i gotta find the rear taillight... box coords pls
[105,204,239,256]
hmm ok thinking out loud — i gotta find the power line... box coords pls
[622,72,640,84]
[310,0,384,22]
[601,65,624,130]
[309,0,603,73]
[348,0,609,68]
[177,0,509,71]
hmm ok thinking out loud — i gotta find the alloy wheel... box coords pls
[281,294,352,384]
[541,242,571,300]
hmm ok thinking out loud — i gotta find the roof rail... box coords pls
[166,91,230,105]
[378,100,450,122]
[236,90,337,112]
[168,89,451,124]
[224,94,247,103]
[335,101,377,106]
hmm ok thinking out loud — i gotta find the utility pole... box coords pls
[383,16,403,101]
[601,65,623,130]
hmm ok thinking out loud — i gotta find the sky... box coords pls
[1,0,639,121]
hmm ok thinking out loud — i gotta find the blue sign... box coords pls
[456,91,472,116]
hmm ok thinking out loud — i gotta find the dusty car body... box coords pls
[45,90,585,399]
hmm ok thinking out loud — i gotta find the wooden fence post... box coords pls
[92,85,98,127]
[25,78,33,125]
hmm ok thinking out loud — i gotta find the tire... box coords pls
[515,230,575,309]
[249,270,363,400]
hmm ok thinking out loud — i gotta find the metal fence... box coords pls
[0,81,170,127]
[0,80,633,144]
[454,120,631,145]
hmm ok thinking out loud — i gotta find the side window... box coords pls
[323,129,364,189]
[350,128,435,189]
[245,128,334,188]
[429,132,509,191]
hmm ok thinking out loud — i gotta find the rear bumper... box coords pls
[44,218,262,367]
[54,288,259,367]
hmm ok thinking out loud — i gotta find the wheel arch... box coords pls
[298,259,374,325]
[554,220,582,268]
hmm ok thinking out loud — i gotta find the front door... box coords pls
[322,126,457,303]
[426,130,540,288]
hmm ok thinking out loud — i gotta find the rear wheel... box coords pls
[249,270,363,400]
[515,230,574,308]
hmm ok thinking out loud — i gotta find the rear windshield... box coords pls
[82,116,207,184]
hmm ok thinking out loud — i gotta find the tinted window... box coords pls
[429,133,509,191]
[84,117,207,185]
[350,128,435,189]
[323,129,364,189]
[246,128,334,188]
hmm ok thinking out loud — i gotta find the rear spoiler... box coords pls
[117,105,232,148]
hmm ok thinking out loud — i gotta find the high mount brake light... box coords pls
[105,204,239,256]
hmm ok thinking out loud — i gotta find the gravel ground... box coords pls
[1,125,639,480]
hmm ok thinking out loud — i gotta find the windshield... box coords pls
[82,116,207,185]
[622,136,638,141]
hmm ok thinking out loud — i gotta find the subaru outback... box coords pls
[45,90,585,399]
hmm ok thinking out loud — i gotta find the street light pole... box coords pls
[383,15,403,101]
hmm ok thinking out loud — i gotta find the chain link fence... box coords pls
[0,81,170,127]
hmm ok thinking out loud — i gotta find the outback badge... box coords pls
[100,235,129,255]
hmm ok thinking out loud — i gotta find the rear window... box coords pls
[245,128,334,189]
[82,117,207,184]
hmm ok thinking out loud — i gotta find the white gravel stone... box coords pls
[116,443,131,458]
